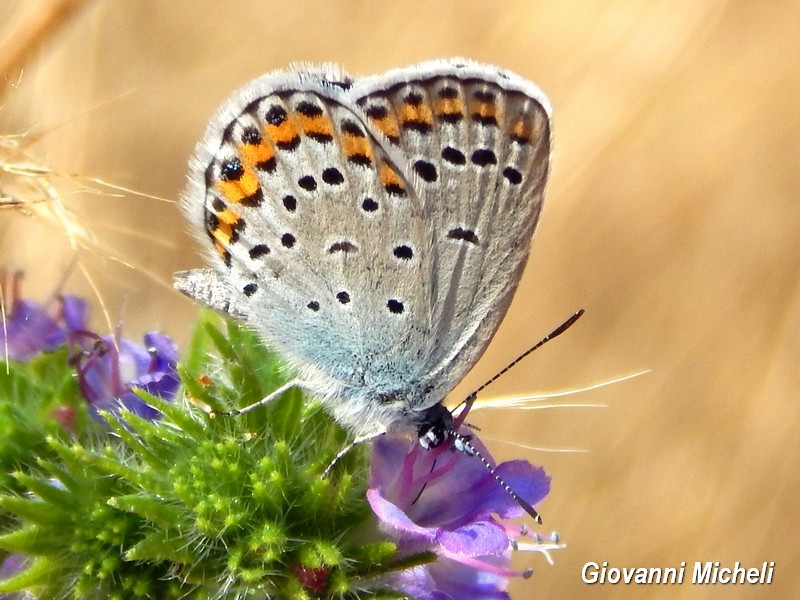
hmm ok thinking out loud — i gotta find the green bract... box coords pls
[0,313,409,599]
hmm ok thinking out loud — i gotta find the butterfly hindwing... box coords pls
[350,58,552,405]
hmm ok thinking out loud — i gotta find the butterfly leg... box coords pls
[323,428,387,478]
[220,378,309,416]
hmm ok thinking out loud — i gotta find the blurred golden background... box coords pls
[1,1,798,598]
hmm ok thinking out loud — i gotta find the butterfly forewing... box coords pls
[182,67,434,391]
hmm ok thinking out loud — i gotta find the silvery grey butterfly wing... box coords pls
[349,59,551,415]
[175,58,551,437]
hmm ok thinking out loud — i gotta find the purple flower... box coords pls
[367,430,556,599]
[74,328,180,421]
[0,270,87,361]
[0,553,27,599]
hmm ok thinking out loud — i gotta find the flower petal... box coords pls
[480,460,550,519]
[143,331,179,368]
[366,488,436,543]
[61,296,88,331]
[436,520,509,557]
[384,554,512,600]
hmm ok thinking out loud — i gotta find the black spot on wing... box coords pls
[442,146,466,165]
[328,241,358,254]
[471,149,497,167]
[322,167,344,185]
[282,195,297,212]
[298,175,317,191]
[387,299,404,314]
[393,245,413,260]
[447,227,479,245]
[249,244,270,260]
[413,160,438,182]
[503,166,523,184]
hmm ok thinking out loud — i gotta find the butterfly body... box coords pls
[175,58,551,443]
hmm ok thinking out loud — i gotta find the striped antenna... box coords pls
[449,309,586,521]
[469,309,585,400]
[450,430,542,523]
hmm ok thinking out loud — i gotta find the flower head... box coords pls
[368,430,555,599]
[0,269,87,361]
[0,553,27,600]
[74,328,180,420]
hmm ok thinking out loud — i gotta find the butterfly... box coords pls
[175,57,552,456]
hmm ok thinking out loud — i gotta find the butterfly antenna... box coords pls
[451,429,542,524]
[468,309,585,401]
[446,310,585,509]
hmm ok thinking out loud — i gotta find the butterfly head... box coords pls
[413,400,542,523]
[415,402,454,450]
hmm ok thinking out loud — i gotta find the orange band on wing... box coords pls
[216,169,260,204]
